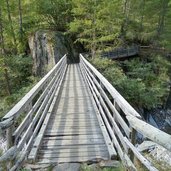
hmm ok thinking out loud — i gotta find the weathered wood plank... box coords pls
[38,155,109,164]
[47,125,100,131]
[45,127,102,134]
[41,139,105,146]
[38,151,109,158]
[50,115,97,120]
[44,132,102,136]
[41,144,107,150]
[47,122,100,128]
[39,148,106,154]
[43,136,104,141]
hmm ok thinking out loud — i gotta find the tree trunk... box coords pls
[18,0,23,42]
[0,7,11,96]
[91,1,97,58]
[5,0,17,49]
[157,0,169,36]
[139,0,145,31]
[121,0,130,37]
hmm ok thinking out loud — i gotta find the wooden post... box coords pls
[7,125,14,168]
[7,126,13,149]
[129,128,136,162]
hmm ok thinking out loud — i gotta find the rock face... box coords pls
[29,30,80,76]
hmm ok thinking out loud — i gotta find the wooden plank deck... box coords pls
[29,64,116,164]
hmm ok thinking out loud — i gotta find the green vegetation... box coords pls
[69,0,171,55]
[0,55,39,118]
[80,163,124,171]
[90,55,170,109]
[0,0,171,116]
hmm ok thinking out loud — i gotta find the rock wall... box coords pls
[29,30,80,76]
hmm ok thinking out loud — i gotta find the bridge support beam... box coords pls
[129,128,136,162]
[7,125,14,169]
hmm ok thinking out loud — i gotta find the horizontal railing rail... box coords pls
[80,54,171,171]
[0,55,67,171]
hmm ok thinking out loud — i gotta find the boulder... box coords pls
[52,163,80,171]
[150,144,171,166]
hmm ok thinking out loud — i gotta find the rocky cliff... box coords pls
[29,30,80,76]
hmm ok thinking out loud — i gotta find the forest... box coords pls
[0,0,171,117]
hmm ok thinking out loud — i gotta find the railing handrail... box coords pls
[80,54,171,150]
[80,54,171,171]
[101,45,139,58]
[0,54,68,171]
[1,55,66,123]
[80,54,141,118]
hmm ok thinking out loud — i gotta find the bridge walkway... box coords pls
[29,64,115,164]
[1,55,171,171]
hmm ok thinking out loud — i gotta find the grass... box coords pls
[80,163,125,171]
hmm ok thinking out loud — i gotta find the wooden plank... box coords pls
[48,120,99,127]
[45,127,101,133]
[57,101,92,107]
[48,118,98,122]
[43,134,104,140]
[41,139,105,146]
[39,147,107,154]
[56,106,94,113]
[58,97,90,103]
[47,125,100,130]
[41,144,107,150]
[44,131,102,136]
[50,114,96,120]
[38,155,109,164]
[55,107,94,113]
[48,119,98,124]
[38,151,109,158]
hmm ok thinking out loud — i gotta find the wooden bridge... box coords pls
[101,45,139,59]
[0,54,171,171]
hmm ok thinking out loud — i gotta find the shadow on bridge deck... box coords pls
[29,64,115,164]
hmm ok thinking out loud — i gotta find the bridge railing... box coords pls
[101,45,139,59]
[0,55,67,170]
[80,54,171,171]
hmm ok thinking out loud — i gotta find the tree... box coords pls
[5,0,17,50]
[36,0,73,31]
[18,0,23,43]
[0,7,11,95]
